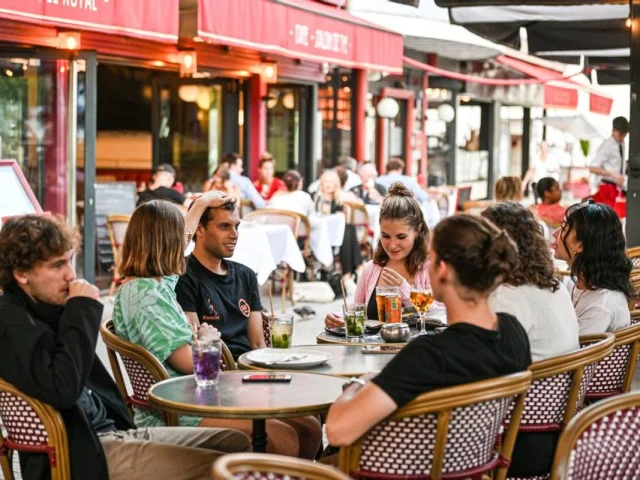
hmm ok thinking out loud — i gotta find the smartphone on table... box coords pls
[242,374,292,383]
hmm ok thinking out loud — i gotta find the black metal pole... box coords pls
[83,51,97,284]
[522,107,531,177]
[629,1,640,246]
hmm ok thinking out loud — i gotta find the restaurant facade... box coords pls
[0,0,403,284]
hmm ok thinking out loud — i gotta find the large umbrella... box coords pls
[434,0,639,246]
[542,114,606,140]
[435,1,629,84]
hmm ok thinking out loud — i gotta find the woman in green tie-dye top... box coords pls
[111,194,318,458]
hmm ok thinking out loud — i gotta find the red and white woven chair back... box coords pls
[356,397,514,477]
[520,345,598,431]
[120,356,156,404]
[586,345,633,398]
[0,392,49,447]
[229,474,304,480]
[261,314,272,348]
[566,406,640,479]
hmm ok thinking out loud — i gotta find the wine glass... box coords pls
[409,287,434,336]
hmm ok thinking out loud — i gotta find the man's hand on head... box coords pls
[193,191,237,209]
[67,280,100,301]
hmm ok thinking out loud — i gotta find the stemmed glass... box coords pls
[409,287,434,336]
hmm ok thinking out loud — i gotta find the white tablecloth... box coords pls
[231,224,305,284]
[308,213,346,267]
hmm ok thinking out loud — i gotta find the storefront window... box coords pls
[364,93,376,163]
[0,57,77,215]
[497,106,524,179]
[457,101,490,199]
[267,86,300,173]
[319,69,352,166]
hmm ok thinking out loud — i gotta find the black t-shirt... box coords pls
[175,255,263,358]
[372,313,532,408]
[137,186,186,207]
[77,388,116,434]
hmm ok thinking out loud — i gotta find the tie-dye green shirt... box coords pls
[112,276,200,427]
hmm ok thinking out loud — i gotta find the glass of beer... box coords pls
[409,287,435,335]
[375,286,399,322]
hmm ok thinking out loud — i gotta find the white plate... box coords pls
[246,348,332,369]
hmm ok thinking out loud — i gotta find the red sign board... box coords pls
[543,85,579,110]
[0,0,178,42]
[590,93,614,115]
[198,0,403,73]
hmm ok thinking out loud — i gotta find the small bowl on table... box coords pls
[380,323,411,343]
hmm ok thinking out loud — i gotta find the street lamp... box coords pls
[377,97,400,166]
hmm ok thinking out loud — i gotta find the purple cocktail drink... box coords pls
[193,343,221,387]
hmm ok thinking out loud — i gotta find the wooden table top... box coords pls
[148,371,345,420]
[237,344,397,377]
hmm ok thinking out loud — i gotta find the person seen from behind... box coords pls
[494,176,523,202]
[137,163,190,211]
[326,214,531,447]
[482,202,579,362]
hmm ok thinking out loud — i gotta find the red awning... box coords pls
[496,56,613,115]
[0,0,178,42]
[197,0,404,73]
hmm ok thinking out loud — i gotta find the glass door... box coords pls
[152,78,240,193]
[0,51,96,281]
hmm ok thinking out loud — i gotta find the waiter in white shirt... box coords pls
[590,116,628,207]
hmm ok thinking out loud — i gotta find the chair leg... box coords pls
[281,272,287,313]
[0,448,14,480]
[288,270,295,305]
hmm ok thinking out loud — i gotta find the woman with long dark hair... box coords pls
[482,202,579,362]
[325,182,430,326]
[552,199,633,334]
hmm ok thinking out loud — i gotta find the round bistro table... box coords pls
[148,371,345,453]
[237,344,397,377]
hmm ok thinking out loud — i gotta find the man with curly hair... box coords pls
[0,215,249,480]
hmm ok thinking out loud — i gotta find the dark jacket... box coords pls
[0,282,135,480]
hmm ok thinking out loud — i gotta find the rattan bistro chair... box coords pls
[106,214,130,296]
[0,378,70,480]
[100,319,178,426]
[550,392,640,480]
[213,452,352,480]
[585,323,640,401]
[339,371,532,480]
[628,246,640,270]
[504,334,615,480]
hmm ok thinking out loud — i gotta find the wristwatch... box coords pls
[342,377,367,391]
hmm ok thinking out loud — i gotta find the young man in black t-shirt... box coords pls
[176,202,266,359]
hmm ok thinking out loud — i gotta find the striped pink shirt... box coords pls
[354,260,431,308]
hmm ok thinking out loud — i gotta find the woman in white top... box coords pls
[481,202,579,362]
[269,170,315,218]
[552,199,633,335]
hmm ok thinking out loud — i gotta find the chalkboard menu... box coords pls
[95,182,137,279]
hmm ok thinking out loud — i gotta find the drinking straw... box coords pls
[269,280,275,320]
[340,278,348,311]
